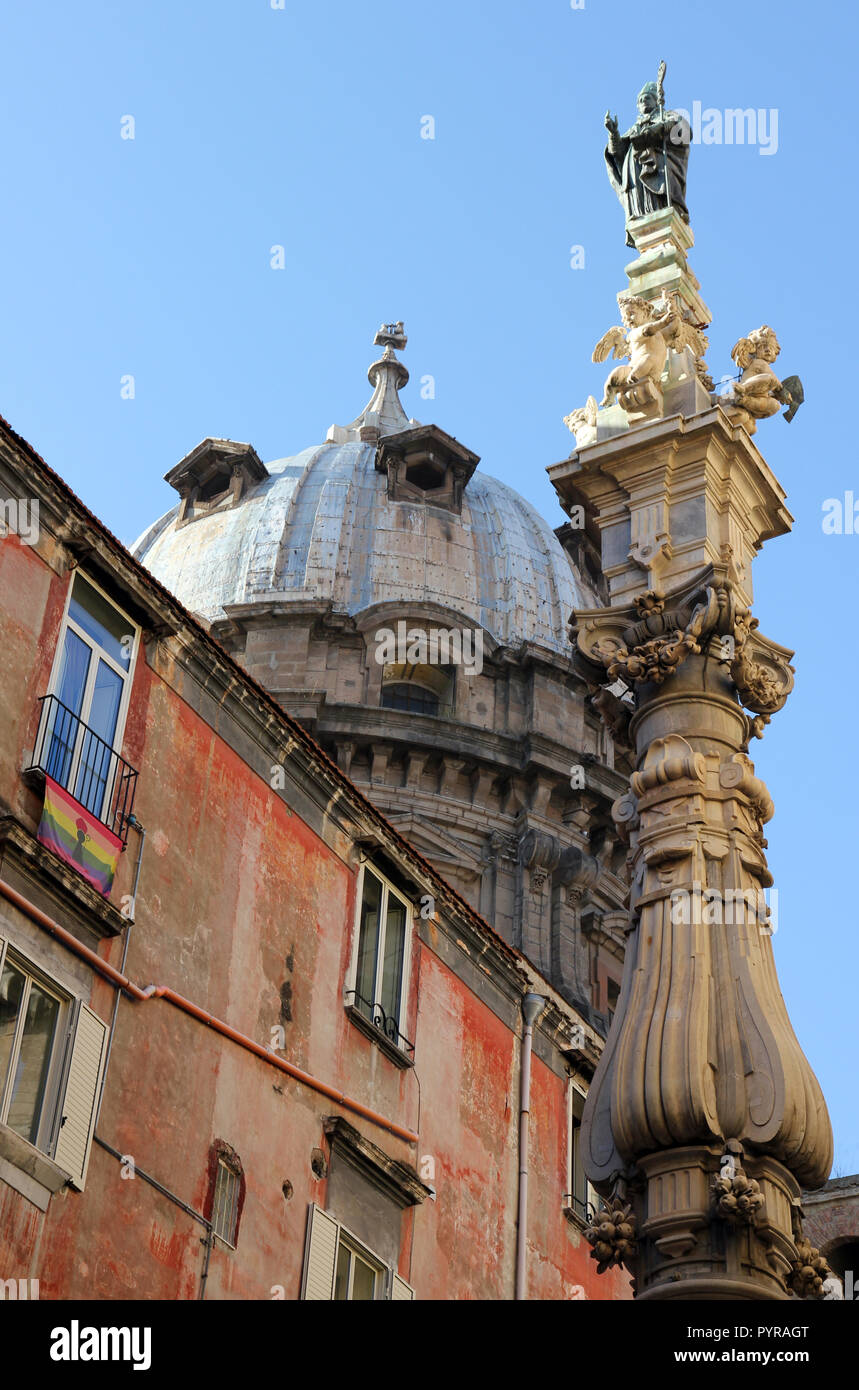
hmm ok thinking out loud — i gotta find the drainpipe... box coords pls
[96,814,145,1125]
[515,991,547,1300]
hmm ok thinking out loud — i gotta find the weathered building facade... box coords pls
[0,414,630,1300]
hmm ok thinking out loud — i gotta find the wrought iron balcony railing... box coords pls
[26,694,138,844]
[564,1192,598,1224]
[344,989,415,1058]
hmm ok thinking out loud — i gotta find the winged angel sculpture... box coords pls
[720,326,804,434]
[592,292,708,412]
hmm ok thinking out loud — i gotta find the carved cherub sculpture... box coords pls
[721,326,804,433]
[563,394,598,445]
[592,292,707,413]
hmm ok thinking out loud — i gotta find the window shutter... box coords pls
[0,934,6,971]
[390,1272,415,1301]
[53,1001,107,1191]
[300,1204,339,1300]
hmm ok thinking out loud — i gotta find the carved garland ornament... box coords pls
[787,1239,835,1301]
[712,1152,765,1228]
[584,587,719,689]
[583,1196,638,1274]
[572,582,795,740]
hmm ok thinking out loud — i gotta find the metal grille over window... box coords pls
[211,1158,240,1246]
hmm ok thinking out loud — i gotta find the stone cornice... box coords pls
[322,1116,432,1207]
[315,703,627,804]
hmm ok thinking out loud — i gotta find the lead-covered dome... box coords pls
[132,323,594,657]
[134,440,595,657]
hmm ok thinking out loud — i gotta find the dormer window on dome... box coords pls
[165,438,267,529]
[376,425,479,516]
[326,324,480,510]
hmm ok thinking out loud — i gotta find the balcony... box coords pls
[25,694,138,844]
[344,988,415,1068]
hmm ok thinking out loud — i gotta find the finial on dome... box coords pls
[374,321,407,352]
[327,322,418,445]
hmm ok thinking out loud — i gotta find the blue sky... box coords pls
[1,0,855,1174]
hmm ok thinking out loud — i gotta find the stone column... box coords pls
[549,407,833,1300]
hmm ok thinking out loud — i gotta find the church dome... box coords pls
[133,440,593,657]
[132,324,595,658]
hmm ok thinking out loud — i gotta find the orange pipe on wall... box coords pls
[0,877,419,1146]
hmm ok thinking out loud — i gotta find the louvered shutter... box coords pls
[390,1272,415,1301]
[301,1204,339,1300]
[53,1000,107,1190]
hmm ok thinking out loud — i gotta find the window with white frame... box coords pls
[347,866,412,1055]
[0,934,107,1190]
[567,1083,598,1223]
[40,572,139,824]
[301,1205,414,1301]
[0,953,65,1150]
[333,1231,385,1301]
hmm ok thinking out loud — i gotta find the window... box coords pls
[204,1141,245,1249]
[380,683,439,715]
[37,573,139,830]
[301,1205,414,1301]
[606,978,621,1021]
[379,655,453,719]
[0,956,64,1149]
[164,439,267,529]
[566,1085,598,1224]
[346,866,413,1057]
[334,1234,384,1301]
[211,1158,241,1246]
[0,934,107,1191]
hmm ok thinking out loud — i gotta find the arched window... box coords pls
[381,682,439,715]
[379,657,453,718]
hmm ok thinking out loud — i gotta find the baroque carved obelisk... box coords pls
[551,66,830,1300]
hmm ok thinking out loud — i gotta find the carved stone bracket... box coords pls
[556,845,600,902]
[631,735,706,798]
[518,828,561,895]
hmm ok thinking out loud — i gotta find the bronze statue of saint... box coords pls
[604,77,691,246]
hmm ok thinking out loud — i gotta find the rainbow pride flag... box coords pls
[37,776,122,897]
